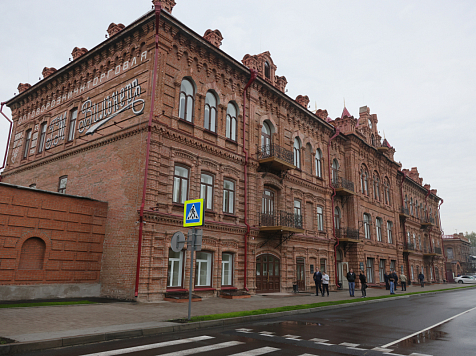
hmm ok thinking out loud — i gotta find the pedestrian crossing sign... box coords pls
[183,199,204,227]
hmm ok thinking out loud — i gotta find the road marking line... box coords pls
[259,331,275,337]
[381,305,476,348]
[316,342,334,346]
[158,340,245,356]
[298,354,319,356]
[409,353,433,356]
[383,353,405,356]
[339,342,359,347]
[372,347,393,352]
[79,336,214,356]
[347,347,367,350]
[283,334,301,340]
[309,338,329,342]
[236,328,253,333]
[228,346,280,355]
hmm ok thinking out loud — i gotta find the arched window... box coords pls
[261,122,272,148]
[178,78,195,122]
[384,177,390,205]
[19,237,46,270]
[415,200,418,218]
[361,167,369,195]
[332,159,339,184]
[225,102,237,141]
[293,137,301,169]
[315,149,322,178]
[265,61,270,79]
[373,174,380,200]
[371,134,375,146]
[334,207,341,230]
[204,91,217,132]
[404,195,408,212]
[410,197,413,216]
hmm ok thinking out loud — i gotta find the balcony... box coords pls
[421,216,435,228]
[335,228,360,242]
[423,247,437,257]
[257,144,295,172]
[399,206,410,219]
[434,247,442,255]
[403,242,415,253]
[259,210,304,233]
[332,177,355,196]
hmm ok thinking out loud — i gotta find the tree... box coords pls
[465,232,476,247]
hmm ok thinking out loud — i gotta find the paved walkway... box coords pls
[1,283,470,345]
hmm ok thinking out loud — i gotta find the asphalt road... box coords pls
[17,288,476,356]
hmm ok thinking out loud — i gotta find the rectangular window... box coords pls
[23,129,32,159]
[376,218,382,242]
[195,251,212,287]
[447,248,453,259]
[223,179,235,214]
[411,265,414,280]
[37,122,47,153]
[58,176,68,194]
[173,165,189,204]
[167,249,183,287]
[387,221,393,244]
[364,214,371,239]
[379,259,385,282]
[366,258,374,283]
[294,200,301,216]
[67,108,78,142]
[316,206,324,231]
[320,258,326,273]
[390,260,396,272]
[221,253,233,286]
[200,173,214,210]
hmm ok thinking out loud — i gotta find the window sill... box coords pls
[173,203,185,208]
[221,286,237,290]
[194,287,215,291]
[223,213,237,218]
[203,129,218,136]
[225,138,238,145]
[178,118,195,126]
[166,288,188,292]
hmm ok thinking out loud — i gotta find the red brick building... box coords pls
[0,0,445,301]
[443,233,472,281]
[0,183,107,300]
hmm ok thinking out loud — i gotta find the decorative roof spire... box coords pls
[341,106,351,119]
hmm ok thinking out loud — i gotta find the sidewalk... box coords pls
[0,283,472,354]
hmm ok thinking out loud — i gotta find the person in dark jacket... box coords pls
[346,269,356,297]
[384,271,390,290]
[313,270,322,296]
[359,270,367,298]
[418,272,425,287]
[389,270,398,294]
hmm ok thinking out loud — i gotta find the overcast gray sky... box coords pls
[1,0,475,235]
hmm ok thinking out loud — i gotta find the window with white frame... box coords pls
[58,176,68,194]
[315,149,322,178]
[293,137,301,169]
[225,103,237,141]
[366,258,374,283]
[411,265,414,280]
[195,251,212,287]
[223,179,235,214]
[376,218,382,241]
[447,248,453,259]
[37,122,47,153]
[316,206,324,231]
[167,249,183,287]
[204,91,217,132]
[67,108,78,142]
[320,258,326,273]
[332,159,339,184]
[364,213,371,239]
[23,129,32,159]
[179,78,195,122]
[334,206,341,230]
[379,259,385,282]
[173,165,189,204]
[387,221,393,244]
[200,173,214,210]
[221,253,233,286]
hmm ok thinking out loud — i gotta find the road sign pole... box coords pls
[187,227,196,321]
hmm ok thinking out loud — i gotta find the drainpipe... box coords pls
[438,199,447,281]
[424,189,435,280]
[134,2,162,298]
[327,127,340,288]
[399,171,411,281]
[242,69,258,292]
[0,102,13,181]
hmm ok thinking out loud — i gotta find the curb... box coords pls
[0,286,473,354]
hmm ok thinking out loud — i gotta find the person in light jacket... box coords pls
[321,272,329,296]
[400,273,407,291]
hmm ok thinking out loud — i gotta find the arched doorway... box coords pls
[256,254,280,293]
[336,249,348,289]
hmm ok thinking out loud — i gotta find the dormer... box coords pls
[242,51,286,92]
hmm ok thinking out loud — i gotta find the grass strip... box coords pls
[0,300,96,308]
[188,285,476,322]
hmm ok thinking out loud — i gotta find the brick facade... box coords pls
[443,233,472,280]
[0,1,445,301]
[0,183,107,292]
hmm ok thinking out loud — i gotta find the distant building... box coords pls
[0,0,445,301]
[443,233,473,281]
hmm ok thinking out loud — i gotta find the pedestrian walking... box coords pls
[359,270,367,298]
[384,271,390,290]
[346,268,356,297]
[322,272,329,296]
[388,271,396,294]
[313,269,322,296]
[400,272,407,291]
[418,272,425,287]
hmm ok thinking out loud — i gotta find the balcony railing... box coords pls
[335,228,360,240]
[332,177,355,192]
[404,242,415,251]
[421,217,435,226]
[259,210,303,231]
[257,144,294,166]
[400,206,410,217]
[434,247,442,254]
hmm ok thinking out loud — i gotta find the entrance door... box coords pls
[338,262,349,289]
[296,258,305,291]
[256,254,280,293]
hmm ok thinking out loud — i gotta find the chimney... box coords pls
[203,29,223,48]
